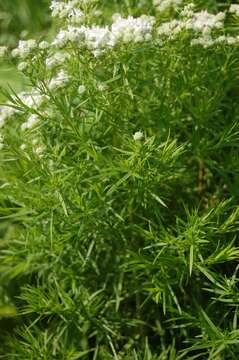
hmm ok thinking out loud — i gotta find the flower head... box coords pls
[133,131,144,141]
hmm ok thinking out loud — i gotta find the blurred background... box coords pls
[0,0,51,336]
[0,0,50,100]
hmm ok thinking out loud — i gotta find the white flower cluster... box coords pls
[180,3,195,18]
[191,11,225,33]
[53,15,155,56]
[187,11,239,47]
[17,62,28,72]
[45,51,70,70]
[48,70,69,90]
[191,34,239,47]
[157,19,184,39]
[0,91,47,128]
[12,40,37,59]
[157,8,225,40]
[215,35,239,45]
[53,25,111,54]
[97,81,107,91]
[81,26,112,54]
[1,0,239,157]
[133,131,144,141]
[229,4,239,17]
[153,0,183,13]
[20,139,45,157]
[39,41,50,50]
[0,106,16,128]
[50,0,84,24]
[78,85,86,94]
[111,15,155,43]
[21,114,40,131]
[19,91,47,109]
[0,46,8,57]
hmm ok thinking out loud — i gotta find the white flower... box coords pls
[0,46,7,57]
[112,13,121,22]
[52,15,155,53]
[214,35,239,46]
[154,0,183,12]
[157,9,225,40]
[0,117,4,128]
[39,41,50,50]
[180,4,195,18]
[20,143,27,151]
[226,36,237,45]
[45,52,69,69]
[49,70,69,90]
[17,62,28,72]
[215,35,227,43]
[190,11,225,32]
[157,19,184,38]
[18,90,47,109]
[133,131,144,141]
[68,8,85,24]
[32,138,39,146]
[0,105,18,127]
[27,114,40,129]
[191,35,214,48]
[0,90,47,131]
[97,82,107,91]
[50,0,84,23]
[229,4,239,16]
[11,49,19,58]
[52,30,70,48]
[84,26,111,50]
[21,122,29,131]
[78,85,86,94]
[111,15,156,45]
[12,39,37,59]
[35,146,44,156]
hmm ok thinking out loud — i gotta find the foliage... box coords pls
[0,0,239,358]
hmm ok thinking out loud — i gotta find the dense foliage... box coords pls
[1,0,239,358]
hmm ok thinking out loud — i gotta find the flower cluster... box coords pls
[78,85,86,94]
[21,114,40,131]
[48,69,70,90]
[190,11,225,33]
[0,46,8,58]
[53,14,155,56]
[133,131,144,141]
[157,8,225,38]
[229,4,239,17]
[11,39,37,59]
[0,106,16,128]
[153,0,183,13]
[0,90,47,129]
[191,34,239,47]
[111,15,155,44]
[45,51,70,70]
[156,6,234,47]
[50,0,84,24]
[1,0,239,154]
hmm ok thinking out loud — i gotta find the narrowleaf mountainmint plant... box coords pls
[1,0,239,358]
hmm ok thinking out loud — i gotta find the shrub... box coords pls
[1,0,239,358]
